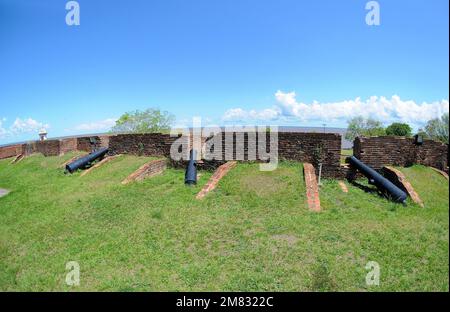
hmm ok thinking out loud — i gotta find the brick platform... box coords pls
[382,166,424,207]
[303,163,321,212]
[196,161,237,199]
[60,153,88,168]
[121,159,167,184]
[430,167,449,180]
[338,181,348,193]
[80,155,122,177]
[10,154,24,164]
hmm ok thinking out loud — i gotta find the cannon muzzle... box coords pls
[65,147,109,174]
[185,149,198,185]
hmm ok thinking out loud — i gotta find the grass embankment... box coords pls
[0,153,448,291]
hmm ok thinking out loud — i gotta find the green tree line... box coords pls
[345,113,449,144]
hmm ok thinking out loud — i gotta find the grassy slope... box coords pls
[0,154,448,291]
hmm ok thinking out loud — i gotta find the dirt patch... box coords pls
[271,234,299,246]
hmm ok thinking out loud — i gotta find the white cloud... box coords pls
[10,118,49,134]
[222,91,449,127]
[73,118,117,132]
[0,119,7,138]
[223,107,280,121]
[0,117,49,142]
[223,108,248,121]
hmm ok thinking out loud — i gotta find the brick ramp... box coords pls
[338,181,348,193]
[60,153,88,168]
[383,166,424,207]
[80,155,122,177]
[196,161,237,199]
[430,167,449,180]
[121,159,167,185]
[10,154,24,164]
[303,163,321,212]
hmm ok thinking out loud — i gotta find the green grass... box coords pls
[340,149,353,164]
[0,153,448,291]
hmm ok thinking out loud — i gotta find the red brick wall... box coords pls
[36,140,61,156]
[278,132,341,177]
[60,138,78,155]
[0,144,22,159]
[108,133,180,156]
[77,136,110,152]
[354,136,448,172]
[20,140,62,157]
[0,135,112,159]
[108,132,342,177]
[77,137,94,152]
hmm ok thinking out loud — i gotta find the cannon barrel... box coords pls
[349,156,407,203]
[185,149,197,185]
[65,147,109,173]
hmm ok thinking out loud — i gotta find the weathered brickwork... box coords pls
[108,133,180,157]
[107,132,342,177]
[60,138,78,155]
[354,136,448,172]
[77,136,110,152]
[2,132,447,179]
[0,144,22,159]
[304,163,321,212]
[0,135,111,159]
[122,159,167,184]
[382,166,424,207]
[196,161,237,199]
[20,140,61,157]
[278,132,341,177]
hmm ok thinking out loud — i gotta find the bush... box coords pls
[111,108,175,134]
[345,116,386,141]
[386,123,412,137]
[425,113,449,143]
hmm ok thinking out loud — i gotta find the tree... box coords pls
[425,113,449,143]
[385,122,412,137]
[345,116,386,141]
[111,108,175,134]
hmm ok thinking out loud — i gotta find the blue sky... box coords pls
[0,0,448,145]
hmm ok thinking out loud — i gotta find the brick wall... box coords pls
[77,136,96,152]
[354,136,448,172]
[107,132,342,177]
[99,135,110,148]
[3,132,447,177]
[76,135,111,152]
[37,140,61,156]
[0,144,22,159]
[60,138,78,155]
[0,135,109,159]
[20,140,62,157]
[278,132,341,177]
[108,133,181,157]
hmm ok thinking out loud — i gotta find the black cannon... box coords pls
[185,149,197,185]
[65,147,109,174]
[349,156,407,203]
